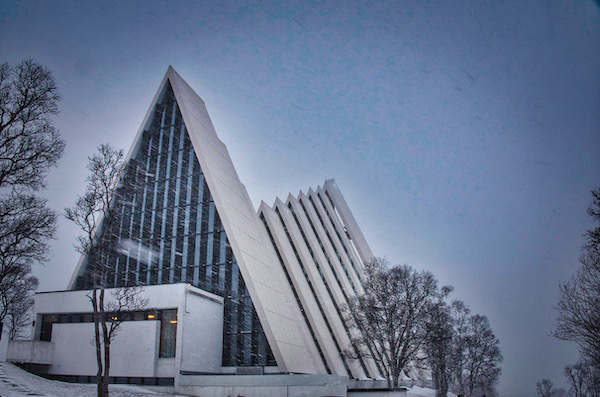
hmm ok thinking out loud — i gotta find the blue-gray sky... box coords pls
[1,1,599,395]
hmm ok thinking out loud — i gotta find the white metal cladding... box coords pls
[271,199,360,378]
[323,180,374,266]
[258,203,332,375]
[258,185,383,381]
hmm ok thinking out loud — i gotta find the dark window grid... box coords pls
[106,262,116,288]
[157,126,175,285]
[258,330,268,366]
[260,212,332,374]
[171,255,183,283]
[145,108,162,133]
[133,138,157,238]
[139,151,197,176]
[183,222,197,284]
[39,309,174,342]
[161,214,174,284]
[244,308,254,365]
[146,142,200,171]
[41,309,169,324]
[222,255,233,318]
[116,202,127,241]
[235,268,246,365]
[144,131,159,177]
[147,115,166,243]
[169,125,181,161]
[118,262,235,290]
[180,201,193,282]
[229,258,239,297]
[209,229,223,288]
[197,239,209,286]
[221,263,274,366]
[217,233,227,291]
[113,255,124,288]
[150,265,159,285]
[136,171,155,251]
[299,198,372,378]
[121,195,138,287]
[130,217,143,282]
[222,334,236,366]
[144,146,192,163]
[192,234,202,286]
[174,180,190,240]
[317,192,363,286]
[167,126,186,283]
[111,258,227,290]
[197,196,210,284]
[130,197,213,221]
[118,201,133,238]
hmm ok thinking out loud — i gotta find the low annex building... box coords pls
[2,67,407,397]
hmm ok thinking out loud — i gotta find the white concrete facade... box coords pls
[14,283,223,380]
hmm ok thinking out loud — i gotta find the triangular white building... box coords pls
[9,68,403,397]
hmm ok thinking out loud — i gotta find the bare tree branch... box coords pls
[0,59,63,333]
[554,188,600,370]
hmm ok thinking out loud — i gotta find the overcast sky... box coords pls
[1,1,599,396]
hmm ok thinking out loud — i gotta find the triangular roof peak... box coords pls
[165,66,206,106]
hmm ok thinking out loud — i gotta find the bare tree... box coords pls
[343,258,451,388]
[0,59,64,189]
[565,359,600,397]
[584,189,600,254]
[565,362,587,397]
[450,300,471,396]
[537,379,555,397]
[5,274,37,340]
[460,314,502,397]
[554,188,600,369]
[424,302,455,397]
[65,144,146,397]
[0,59,64,329]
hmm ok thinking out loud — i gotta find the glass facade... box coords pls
[72,83,276,366]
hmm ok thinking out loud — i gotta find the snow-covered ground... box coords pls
[407,385,457,397]
[0,363,183,397]
[0,362,450,397]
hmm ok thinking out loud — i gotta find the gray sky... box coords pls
[1,1,599,395]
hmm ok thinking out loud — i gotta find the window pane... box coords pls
[159,309,177,358]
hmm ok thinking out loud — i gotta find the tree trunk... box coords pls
[103,340,110,397]
[91,289,103,397]
[433,372,448,397]
[99,288,110,397]
[391,368,399,389]
[436,378,448,397]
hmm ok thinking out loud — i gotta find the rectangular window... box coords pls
[159,309,177,358]
[40,314,57,342]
